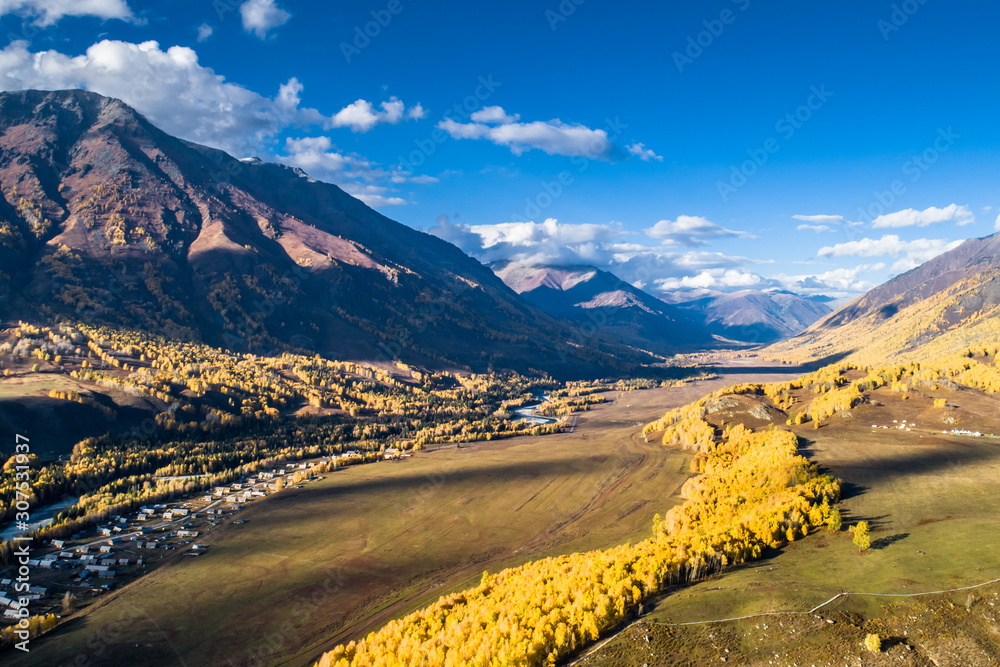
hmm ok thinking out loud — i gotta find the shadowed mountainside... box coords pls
[0,89,663,378]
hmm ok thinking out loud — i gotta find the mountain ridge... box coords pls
[0,89,654,378]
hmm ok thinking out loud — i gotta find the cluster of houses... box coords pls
[948,428,985,437]
[0,457,338,625]
[39,536,136,579]
[871,419,916,432]
[0,581,46,619]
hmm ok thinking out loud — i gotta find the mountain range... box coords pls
[0,89,663,378]
[661,289,834,344]
[493,263,833,347]
[766,231,1000,364]
[490,262,715,356]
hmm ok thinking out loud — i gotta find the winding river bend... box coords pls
[513,393,558,425]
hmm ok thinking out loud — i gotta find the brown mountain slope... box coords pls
[0,89,654,378]
[765,232,1000,364]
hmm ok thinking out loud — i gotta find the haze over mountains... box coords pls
[491,262,715,355]
[662,289,834,343]
[4,87,943,381]
[493,262,833,346]
[767,230,1000,363]
[0,89,669,378]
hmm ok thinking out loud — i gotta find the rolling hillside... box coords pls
[0,89,651,378]
[766,231,1000,364]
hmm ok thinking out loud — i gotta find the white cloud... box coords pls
[818,234,964,274]
[655,268,763,291]
[626,142,663,162]
[796,224,834,233]
[437,106,612,159]
[470,106,519,124]
[0,39,430,208]
[427,217,627,266]
[995,213,1000,231]
[0,39,328,156]
[282,136,438,207]
[644,215,752,247]
[871,204,974,229]
[0,0,134,26]
[771,265,881,295]
[240,0,290,39]
[406,103,427,120]
[818,234,962,260]
[196,23,214,42]
[330,97,422,133]
[792,214,845,225]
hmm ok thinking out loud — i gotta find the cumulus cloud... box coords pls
[196,23,214,42]
[470,106,519,124]
[427,216,769,292]
[427,217,628,266]
[655,268,764,291]
[818,234,961,259]
[0,39,322,156]
[871,204,974,228]
[0,0,134,26]
[282,135,438,207]
[331,97,422,133]
[818,234,964,273]
[0,39,427,207]
[437,106,612,159]
[772,265,882,295]
[644,216,753,247]
[240,0,290,38]
[406,103,427,120]
[626,143,662,162]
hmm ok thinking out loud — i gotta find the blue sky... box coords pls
[1,0,998,297]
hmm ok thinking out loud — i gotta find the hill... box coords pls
[766,232,1000,364]
[0,89,650,378]
[661,289,832,343]
[491,262,714,356]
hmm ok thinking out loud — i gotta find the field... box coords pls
[578,373,1000,665]
[7,366,803,667]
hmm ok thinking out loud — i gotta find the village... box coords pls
[0,450,376,626]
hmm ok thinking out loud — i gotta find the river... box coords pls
[0,496,80,542]
[513,393,559,426]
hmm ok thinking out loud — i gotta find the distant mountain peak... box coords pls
[0,89,652,378]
